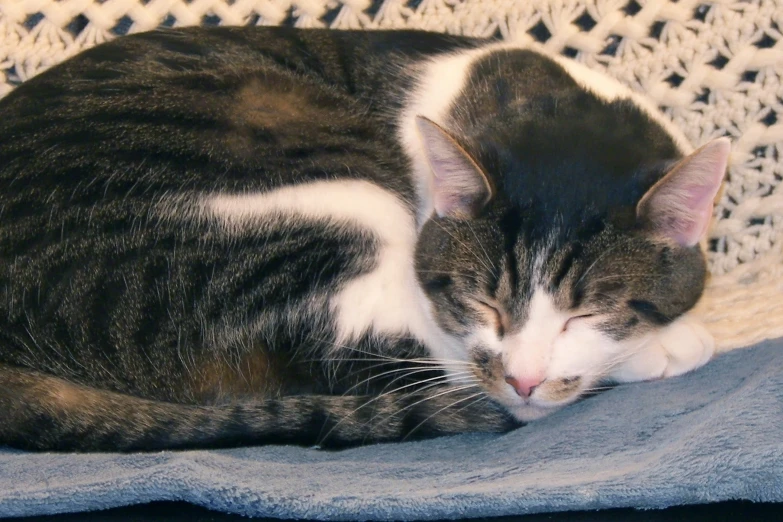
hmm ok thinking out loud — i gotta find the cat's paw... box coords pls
[610,316,715,383]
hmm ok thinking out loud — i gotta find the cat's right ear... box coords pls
[415,116,493,219]
[636,138,730,247]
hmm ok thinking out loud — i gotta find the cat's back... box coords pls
[0,27,404,193]
[0,27,482,396]
[0,26,485,237]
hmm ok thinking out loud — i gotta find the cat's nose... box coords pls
[505,375,544,398]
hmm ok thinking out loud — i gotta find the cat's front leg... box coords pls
[609,314,715,383]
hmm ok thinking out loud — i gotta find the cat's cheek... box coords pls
[548,325,623,386]
[464,325,505,355]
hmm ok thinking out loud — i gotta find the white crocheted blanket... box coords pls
[1,0,781,350]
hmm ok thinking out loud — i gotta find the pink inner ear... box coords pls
[415,116,492,219]
[673,182,719,245]
[638,138,730,247]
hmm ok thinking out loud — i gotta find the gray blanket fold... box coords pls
[1,339,781,520]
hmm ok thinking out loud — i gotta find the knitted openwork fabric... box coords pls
[0,0,781,350]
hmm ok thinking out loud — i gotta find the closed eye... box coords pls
[563,314,595,332]
[475,300,508,338]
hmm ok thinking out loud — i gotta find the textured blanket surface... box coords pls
[1,338,781,520]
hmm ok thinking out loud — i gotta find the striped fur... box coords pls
[0,27,725,451]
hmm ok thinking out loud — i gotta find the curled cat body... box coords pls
[0,26,729,452]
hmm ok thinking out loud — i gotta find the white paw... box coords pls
[610,315,715,383]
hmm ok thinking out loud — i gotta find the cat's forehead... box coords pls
[491,222,640,316]
[486,224,577,314]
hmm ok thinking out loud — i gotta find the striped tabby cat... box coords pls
[0,27,728,451]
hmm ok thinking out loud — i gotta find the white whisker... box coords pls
[342,367,472,397]
[430,219,494,274]
[401,390,488,441]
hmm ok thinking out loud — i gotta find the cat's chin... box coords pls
[505,402,561,422]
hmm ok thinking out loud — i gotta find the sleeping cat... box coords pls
[0,26,728,452]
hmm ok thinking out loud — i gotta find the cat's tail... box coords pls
[0,364,518,452]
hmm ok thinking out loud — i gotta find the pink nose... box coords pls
[505,375,544,398]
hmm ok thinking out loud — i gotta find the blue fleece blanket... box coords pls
[1,339,782,519]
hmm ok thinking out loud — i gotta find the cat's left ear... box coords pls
[636,138,731,247]
[416,116,493,219]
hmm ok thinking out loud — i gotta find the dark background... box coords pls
[6,501,783,522]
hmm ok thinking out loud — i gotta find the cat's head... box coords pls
[413,115,729,422]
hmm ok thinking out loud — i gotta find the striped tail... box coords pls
[0,364,519,452]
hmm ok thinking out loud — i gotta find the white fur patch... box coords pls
[206,180,411,240]
[503,288,569,381]
[610,313,715,382]
[202,180,462,361]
